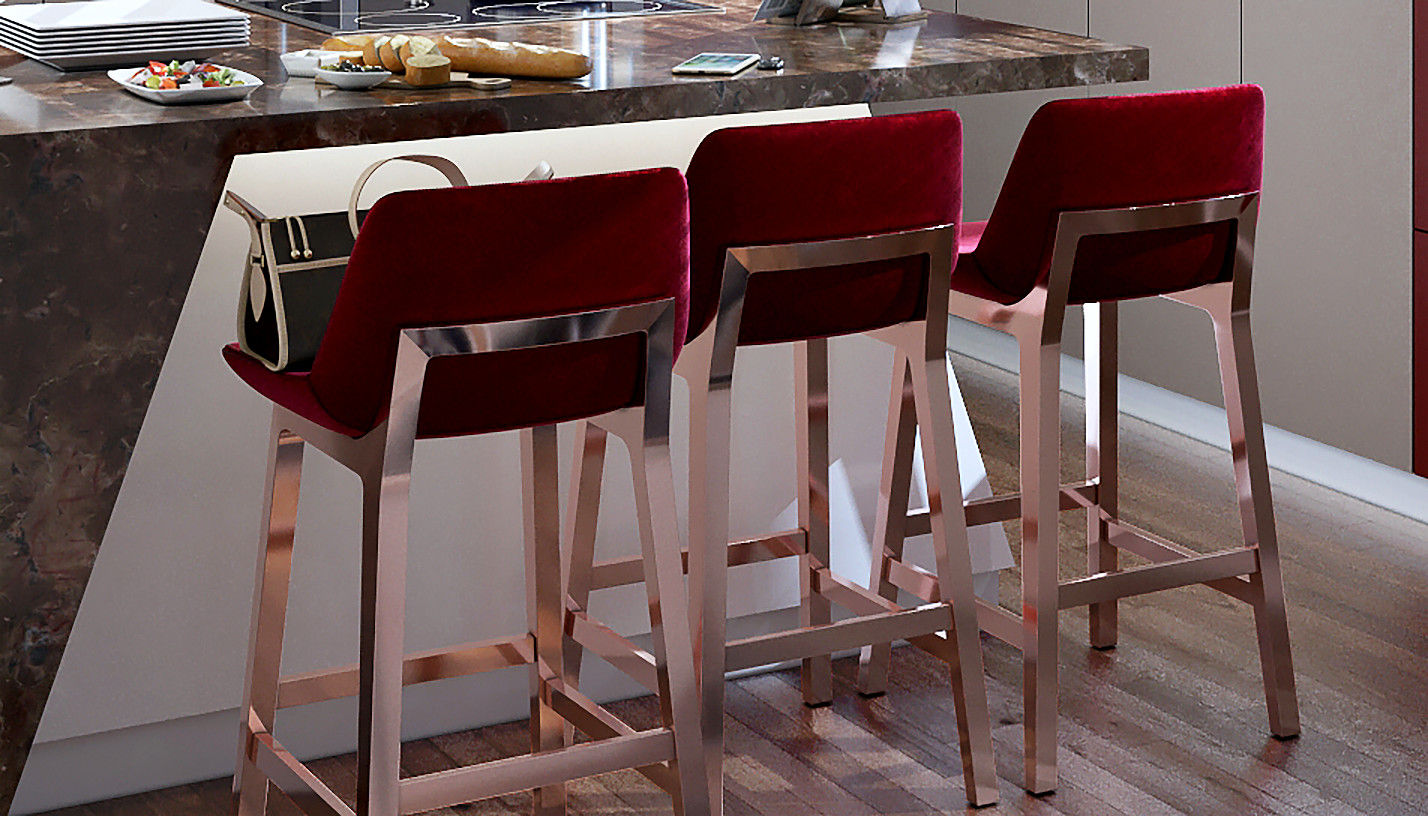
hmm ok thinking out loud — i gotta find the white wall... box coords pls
[883,0,1414,469]
[13,107,1013,813]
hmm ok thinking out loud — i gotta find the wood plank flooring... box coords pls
[41,352,1428,816]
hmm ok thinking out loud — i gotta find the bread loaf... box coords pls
[436,35,591,79]
[321,34,373,52]
[403,53,452,87]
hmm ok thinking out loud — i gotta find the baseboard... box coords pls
[948,318,1428,527]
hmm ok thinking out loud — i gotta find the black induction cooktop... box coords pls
[225,0,722,33]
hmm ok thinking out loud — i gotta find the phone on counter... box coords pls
[672,52,760,76]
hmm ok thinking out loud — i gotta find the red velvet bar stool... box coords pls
[224,168,710,816]
[861,85,1301,794]
[560,112,999,811]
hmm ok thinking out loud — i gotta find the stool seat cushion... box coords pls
[225,338,645,439]
[969,85,1262,304]
[298,169,684,437]
[226,168,687,438]
[686,111,961,346]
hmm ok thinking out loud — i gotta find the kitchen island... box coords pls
[0,3,1145,806]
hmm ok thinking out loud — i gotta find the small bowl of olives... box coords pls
[315,60,392,90]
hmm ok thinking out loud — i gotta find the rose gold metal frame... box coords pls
[565,225,1000,812]
[861,193,1301,795]
[231,298,710,816]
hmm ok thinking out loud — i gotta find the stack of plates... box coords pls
[0,0,250,71]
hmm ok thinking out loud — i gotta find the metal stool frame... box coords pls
[231,298,711,816]
[562,225,1000,811]
[860,192,1301,794]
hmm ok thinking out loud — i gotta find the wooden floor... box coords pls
[44,352,1428,816]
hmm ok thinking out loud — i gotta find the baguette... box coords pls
[321,34,374,52]
[398,35,440,66]
[379,34,409,72]
[436,35,591,79]
[362,35,389,68]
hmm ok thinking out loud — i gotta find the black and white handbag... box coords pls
[224,154,554,372]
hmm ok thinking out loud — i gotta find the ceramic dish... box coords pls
[108,64,261,104]
[281,49,346,78]
[314,65,392,90]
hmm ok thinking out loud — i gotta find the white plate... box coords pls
[0,0,245,32]
[108,64,261,104]
[0,19,247,46]
[1,32,248,56]
[281,49,348,78]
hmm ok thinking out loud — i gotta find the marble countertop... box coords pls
[0,0,1146,137]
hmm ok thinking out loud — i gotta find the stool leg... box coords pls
[794,338,833,707]
[562,420,608,729]
[629,418,714,816]
[1019,330,1061,795]
[233,422,304,816]
[686,351,732,811]
[523,425,569,816]
[1209,303,1300,738]
[356,453,414,815]
[908,347,999,808]
[1084,302,1119,650]
[857,357,918,698]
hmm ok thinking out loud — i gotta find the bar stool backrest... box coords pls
[971,84,1265,305]
[685,111,962,345]
[307,167,690,438]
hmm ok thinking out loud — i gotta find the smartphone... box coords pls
[671,53,760,76]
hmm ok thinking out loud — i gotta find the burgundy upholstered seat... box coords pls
[953,84,1265,305]
[225,167,690,439]
[684,111,962,345]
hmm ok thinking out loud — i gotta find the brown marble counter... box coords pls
[0,2,1144,807]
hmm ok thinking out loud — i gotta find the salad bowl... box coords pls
[109,61,261,104]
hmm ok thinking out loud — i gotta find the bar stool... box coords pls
[561,112,999,811]
[224,167,710,816]
[861,85,1301,794]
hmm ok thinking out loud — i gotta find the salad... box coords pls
[128,60,245,90]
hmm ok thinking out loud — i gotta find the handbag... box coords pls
[224,155,554,372]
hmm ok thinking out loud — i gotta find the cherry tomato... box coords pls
[148,61,167,73]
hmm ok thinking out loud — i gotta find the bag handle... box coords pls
[347,154,470,238]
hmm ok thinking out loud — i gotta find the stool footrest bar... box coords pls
[726,602,951,671]
[587,530,808,590]
[569,611,659,691]
[547,682,677,793]
[250,729,355,816]
[906,480,1099,536]
[1058,547,1259,609]
[1108,520,1260,603]
[398,728,676,814]
[882,557,1025,647]
[277,634,534,709]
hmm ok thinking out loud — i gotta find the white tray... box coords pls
[0,0,245,32]
[0,18,247,45]
[109,64,261,104]
[0,32,248,56]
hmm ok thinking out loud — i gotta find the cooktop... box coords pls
[224,0,722,33]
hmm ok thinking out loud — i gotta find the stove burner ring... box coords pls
[354,6,463,27]
[470,0,660,18]
[535,0,662,13]
[279,0,351,18]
